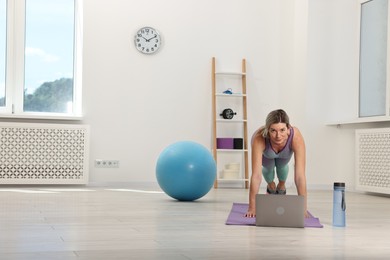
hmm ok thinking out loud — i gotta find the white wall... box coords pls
[82,0,283,184]
[305,0,390,190]
[306,0,358,189]
[81,0,380,190]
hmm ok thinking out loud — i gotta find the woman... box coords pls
[245,109,308,218]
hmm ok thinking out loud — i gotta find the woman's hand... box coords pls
[244,208,256,218]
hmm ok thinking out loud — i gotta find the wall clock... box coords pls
[134,26,161,54]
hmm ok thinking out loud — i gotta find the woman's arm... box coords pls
[292,127,308,217]
[245,132,265,217]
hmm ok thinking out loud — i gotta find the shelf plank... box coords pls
[215,72,246,76]
[216,119,247,122]
[217,149,248,152]
[217,178,249,181]
[216,93,246,97]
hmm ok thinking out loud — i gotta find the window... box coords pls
[0,0,82,118]
[359,0,389,118]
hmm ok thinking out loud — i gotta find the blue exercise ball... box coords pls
[156,141,217,201]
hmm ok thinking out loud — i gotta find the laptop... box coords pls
[255,194,304,228]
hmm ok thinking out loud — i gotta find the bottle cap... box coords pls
[334,182,345,187]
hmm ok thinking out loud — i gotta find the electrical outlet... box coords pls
[95,159,119,168]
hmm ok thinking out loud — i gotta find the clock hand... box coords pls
[146,35,157,42]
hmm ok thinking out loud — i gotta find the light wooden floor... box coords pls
[0,184,389,260]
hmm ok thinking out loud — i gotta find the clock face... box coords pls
[134,27,161,54]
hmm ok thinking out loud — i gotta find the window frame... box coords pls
[0,0,83,120]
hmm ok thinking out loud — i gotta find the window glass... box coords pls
[24,0,75,113]
[0,0,6,107]
[359,0,388,117]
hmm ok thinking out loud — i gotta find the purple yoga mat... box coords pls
[226,203,323,228]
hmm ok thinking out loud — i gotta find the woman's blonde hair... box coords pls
[260,109,291,138]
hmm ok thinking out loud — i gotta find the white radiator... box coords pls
[0,123,90,184]
[355,128,390,194]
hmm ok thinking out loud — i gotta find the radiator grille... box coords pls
[356,128,390,194]
[0,123,89,184]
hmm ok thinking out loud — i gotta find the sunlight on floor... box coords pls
[0,189,58,194]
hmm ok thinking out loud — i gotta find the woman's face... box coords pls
[268,123,289,145]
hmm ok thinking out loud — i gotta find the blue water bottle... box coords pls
[333,182,346,227]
